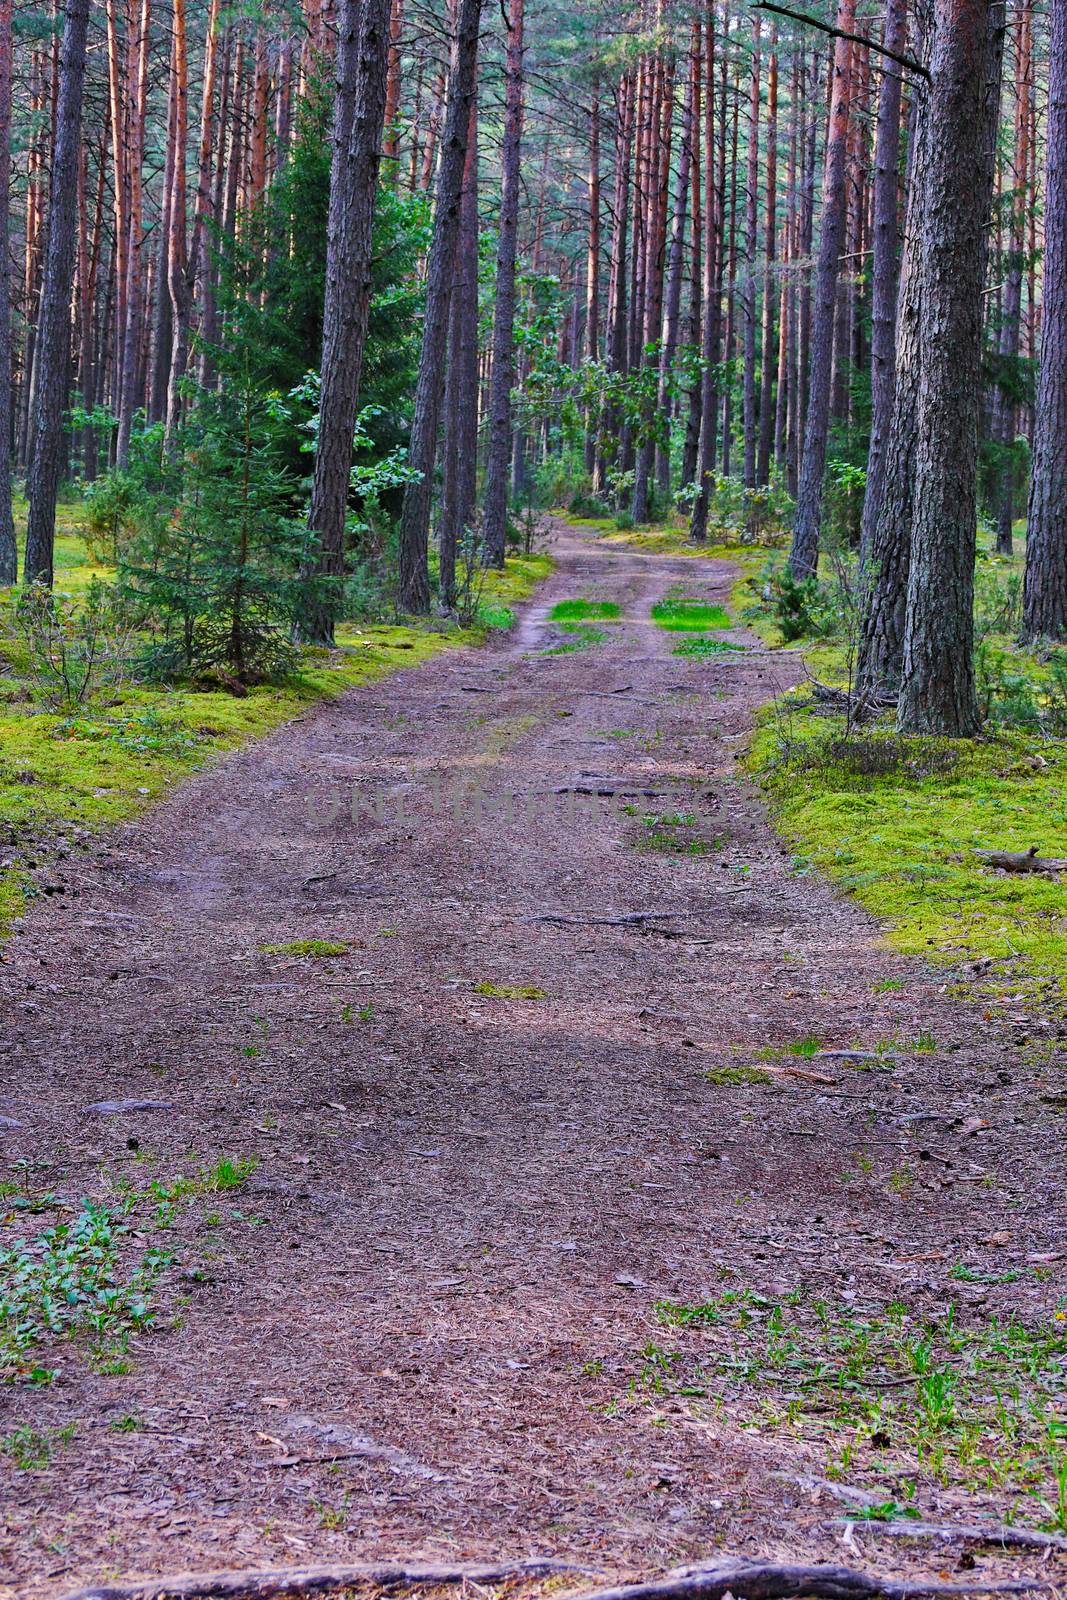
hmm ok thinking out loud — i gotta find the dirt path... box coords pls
[1,523,1064,1598]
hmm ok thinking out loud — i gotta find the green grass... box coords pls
[644,1285,1067,1529]
[472,981,547,1000]
[705,1064,774,1086]
[549,597,621,624]
[0,513,552,938]
[651,599,732,632]
[672,635,744,657]
[259,939,349,958]
[748,704,1067,999]
[543,624,607,655]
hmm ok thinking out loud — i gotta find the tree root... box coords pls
[561,1561,1047,1600]
[974,847,1067,874]
[61,1557,588,1600]
[829,1519,1067,1554]
[60,1557,1052,1600]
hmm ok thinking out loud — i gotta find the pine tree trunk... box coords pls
[583,76,601,477]
[855,4,930,703]
[756,27,777,487]
[898,0,1005,735]
[689,0,720,543]
[301,0,392,643]
[858,0,906,564]
[1022,0,1067,638]
[397,0,481,613]
[0,0,14,583]
[25,0,91,585]
[440,90,479,605]
[481,0,524,567]
[655,24,697,500]
[789,0,856,579]
[741,16,761,490]
[991,0,1030,557]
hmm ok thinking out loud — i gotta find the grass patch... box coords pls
[651,598,732,633]
[3,1421,77,1469]
[748,704,1067,998]
[472,981,547,1000]
[672,635,744,658]
[259,938,349,958]
[643,1286,1067,1530]
[549,598,621,624]
[543,624,606,655]
[704,1064,774,1086]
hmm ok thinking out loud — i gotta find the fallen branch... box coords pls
[62,1557,588,1600]
[974,847,1067,874]
[559,1560,1044,1600]
[529,900,751,928]
[831,1518,1067,1555]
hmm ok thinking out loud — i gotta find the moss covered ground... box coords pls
[0,506,552,936]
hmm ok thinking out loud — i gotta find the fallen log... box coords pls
[974,847,1067,873]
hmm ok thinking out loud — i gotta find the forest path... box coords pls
[1,522,1061,1597]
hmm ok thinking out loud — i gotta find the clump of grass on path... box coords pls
[652,598,732,632]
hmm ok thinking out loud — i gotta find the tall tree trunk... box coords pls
[583,73,601,476]
[383,0,403,166]
[397,0,481,612]
[1022,0,1067,638]
[741,15,761,489]
[481,0,524,567]
[0,0,14,583]
[655,23,697,501]
[25,0,91,585]
[858,0,907,563]
[991,0,1030,557]
[164,0,190,446]
[440,89,479,606]
[898,0,1004,735]
[756,25,778,487]
[301,0,391,643]
[789,0,856,579]
[689,0,720,542]
[855,0,930,703]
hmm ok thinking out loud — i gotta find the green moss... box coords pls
[259,939,350,958]
[705,1064,773,1086]
[472,981,547,1000]
[748,701,1067,998]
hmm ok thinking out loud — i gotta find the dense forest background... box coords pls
[1,0,1066,736]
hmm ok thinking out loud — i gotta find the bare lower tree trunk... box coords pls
[857,0,906,564]
[1023,0,1067,638]
[756,27,778,488]
[481,0,524,568]
[689,0,720,543]
[397,0,481,613]
[854,11,929,703]
[25,0,91,586]
[440,90,479,607]
[991,0,1030,557]
[741,16,761,490]
[898,0,1004,736]
[301,0,391,643]
[788,0,856,579]
[0,0,15,584]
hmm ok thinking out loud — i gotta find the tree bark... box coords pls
[788,0,856,579]
[25,0,91,586]
[741,16,761,489]
[689,0,721,543]
[854,2,929,703]
[0,0,14,583]
[397,0,482,613]
[756,26,778,487]
[857,0,906,563]
[897,0,1004,735]
[1022,0,1067,637]
[481,0,524,567]
[991,0,1030,557]
[301,0,392,643]
[440,89,479,606]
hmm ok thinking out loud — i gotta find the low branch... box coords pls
[559,1561,1044,1600]
[750,1,931,80]
[62,1558,588,1600]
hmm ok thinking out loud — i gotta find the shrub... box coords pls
[15,579,137,709]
